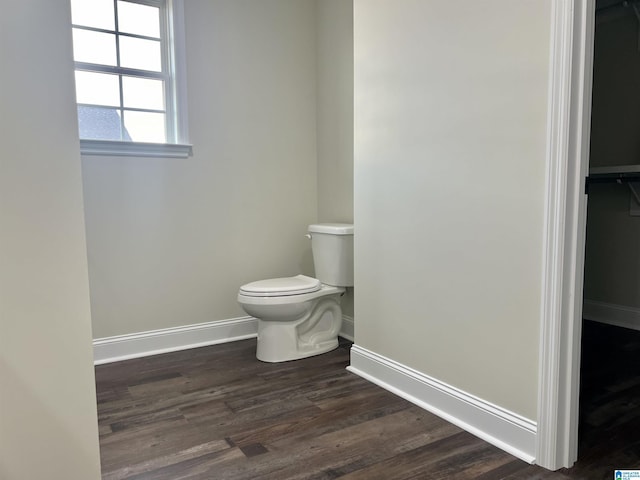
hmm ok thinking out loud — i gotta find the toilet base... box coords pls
[256,333,338,363]
[254,295,343,363]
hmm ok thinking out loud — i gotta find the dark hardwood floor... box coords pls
[95,325,639,479]
[558,320,640,479]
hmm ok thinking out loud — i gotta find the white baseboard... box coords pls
[94,314,356,365]
[93,317,258,365]
[347,345,537,464]
[340,315,354,341]
[583,300,640,331]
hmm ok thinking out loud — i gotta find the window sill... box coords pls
[80,139,193,158]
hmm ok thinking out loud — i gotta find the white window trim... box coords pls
[78,0,192,158]
[80,139,191,157]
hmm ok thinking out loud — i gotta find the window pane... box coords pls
[75,71,121,107]
[122,77,164,110]
[119,36,162,72]
[70,0,115,30]
[123,111,166,143]
[117,1,160,38]
[78,106,131,141]
[72,29,117,66]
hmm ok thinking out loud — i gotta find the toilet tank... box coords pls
[308,223,354,287]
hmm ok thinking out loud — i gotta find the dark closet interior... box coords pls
[577,0,640,475]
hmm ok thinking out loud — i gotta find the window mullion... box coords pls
[72,24,161,42]
[74,62,166,80]
[119,0,164,8]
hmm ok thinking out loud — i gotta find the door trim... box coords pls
[536,0,594,470]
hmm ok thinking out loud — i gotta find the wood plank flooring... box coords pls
[558,320,640,479]
[95,328,638,479]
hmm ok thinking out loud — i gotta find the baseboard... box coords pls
[94,314,356,365]
[583,300,640,331]
[93,317,258,365]
[340,315,354,341]
[347,345,537,464]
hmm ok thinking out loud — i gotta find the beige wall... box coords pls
[316,0,354,317]
[84,0,319,338]
[353,0,551,420]
[0,1,101,478]
[317,0,354,224]
[584,12,640,309]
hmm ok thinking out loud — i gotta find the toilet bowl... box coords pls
[237,223,354,363]
[238,275,344,362]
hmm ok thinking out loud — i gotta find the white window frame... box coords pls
[73,0,191,158]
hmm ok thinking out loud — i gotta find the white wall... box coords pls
[354,0,551,420]
[83,0,319,339]
[317,0,354,224]
[316,0,354,317]
[0,1,101,478]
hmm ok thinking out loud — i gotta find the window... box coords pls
[70,0,191,157]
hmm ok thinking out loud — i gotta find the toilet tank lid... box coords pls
[308,223,354,235]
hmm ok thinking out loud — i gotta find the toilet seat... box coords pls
[239,274,321,297]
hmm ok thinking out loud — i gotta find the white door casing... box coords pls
[537,0,594,470]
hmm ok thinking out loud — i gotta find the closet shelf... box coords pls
[588,164,640,183]
[587,165,640,213]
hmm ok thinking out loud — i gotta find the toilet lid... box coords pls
[239,275,321,297]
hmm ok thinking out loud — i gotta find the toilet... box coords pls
[237,223,354,362]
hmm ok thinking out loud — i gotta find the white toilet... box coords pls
[237,223,354,363]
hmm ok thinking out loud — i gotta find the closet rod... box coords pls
[586,171,640,206]
[587,173,640,184]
